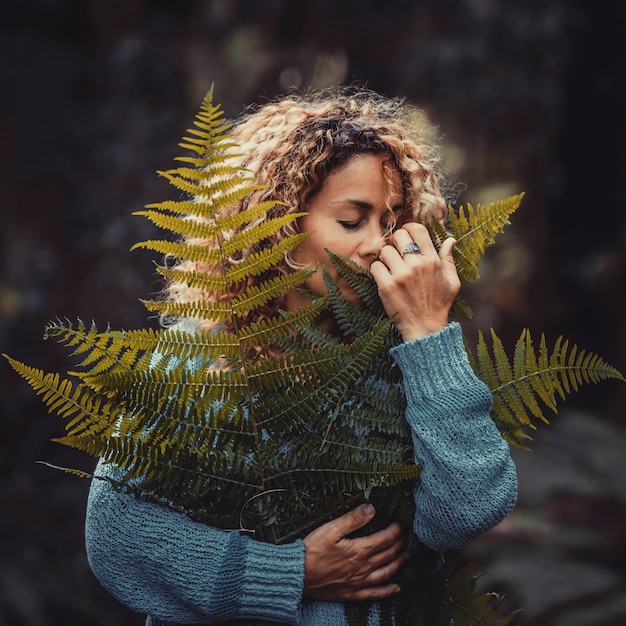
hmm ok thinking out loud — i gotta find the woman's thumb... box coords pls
[335,503,376,536]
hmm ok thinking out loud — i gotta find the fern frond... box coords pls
[136,207,305,250]
[143,198,282,230]
[326,250,384,313]
[36,461,93,479]
[450,295,474,320]
[154,266,231,294]
[266,461,420,493]
[219,214,308,256]
[468,328,624,448]
[446,555,519,625]
[224,234,311,281]
[238,299,328,347]
[322,266,383,338]
[247,318,390,396]
[130,238,223,264]
[132,222,308,270]
[156,165,254,184]
[44,320,159,377]
[84,361,248,408]
[288,322,342,351]
[447,193,524,284]
[154,240,314,296]
[142,269,313,322]
[2,355,121,438]
[153,167,256,198]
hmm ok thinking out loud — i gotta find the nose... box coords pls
[359,223,387,262]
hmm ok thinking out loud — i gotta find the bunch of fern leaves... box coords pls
[4,90,623,625]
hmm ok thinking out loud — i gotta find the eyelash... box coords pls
[339,221,360,230]
[338,221,393,233]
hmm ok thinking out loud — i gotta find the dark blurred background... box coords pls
[1,1,625,624]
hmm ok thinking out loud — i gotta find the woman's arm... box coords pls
[85,460,305,624]
[371,224,517,549]
[390,322,518,550]
[86,462,409,620]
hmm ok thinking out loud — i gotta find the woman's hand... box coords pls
[302,504,408,602]
[370,222,460,342]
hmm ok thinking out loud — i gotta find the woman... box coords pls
[85,87,517,624]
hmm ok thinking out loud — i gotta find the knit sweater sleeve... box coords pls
[85,460,305,624]
[389,322,517,551]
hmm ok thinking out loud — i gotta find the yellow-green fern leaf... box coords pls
[468,328,624,448]
[218,214,308,256]
[449,193,524,284]
[2,355,121,439]
[238,299,329,347]
[43,319,151,377]
[151,170,257,200]
[131,238,225,264]
[36,461,94,479]
[225,234,311,281]
[156,165,255,184]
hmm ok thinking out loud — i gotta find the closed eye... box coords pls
[338,220,395,234]
[338,221,361,230]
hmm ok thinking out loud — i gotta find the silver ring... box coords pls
[401,241,421,256]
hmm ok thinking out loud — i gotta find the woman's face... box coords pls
[286,153,404,311]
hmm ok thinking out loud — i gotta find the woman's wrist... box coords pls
[397,317,449,343]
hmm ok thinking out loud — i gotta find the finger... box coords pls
[326,503,376,540]
[390,227,414,255]
[365,536,407,572]
[350,522,404,569]
[438,237,461,283]
[370,547,409,580]
[369,258,390,281]
[375,523,406,549]
[339,582,402,602]
[312,582,401,603]
[439,236,457,260]
[376,244,402,268]
[399,223,436,254]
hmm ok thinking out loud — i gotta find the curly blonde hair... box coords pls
[165,86,449,331]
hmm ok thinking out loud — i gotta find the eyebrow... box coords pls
[332,199,403,212]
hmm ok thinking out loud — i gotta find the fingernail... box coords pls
[361,503,375,516]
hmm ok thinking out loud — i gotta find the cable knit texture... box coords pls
[85,322,517,625]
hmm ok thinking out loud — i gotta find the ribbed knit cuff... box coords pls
[389,322,478,402]
[240,537,305,623]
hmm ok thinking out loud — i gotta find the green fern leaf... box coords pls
[326,250,385,313]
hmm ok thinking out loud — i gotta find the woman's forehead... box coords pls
[319,153,404,209]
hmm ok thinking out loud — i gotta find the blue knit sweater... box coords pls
[85,322,517,625]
